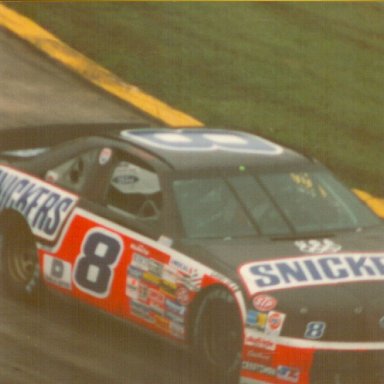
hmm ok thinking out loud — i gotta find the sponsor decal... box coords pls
[98,148,112,165]
[127,265,143,279]
[245,335,276,351]
[295,239,342,254]
[132,253,149,271]
[265,311,286,336]
[304,321,326,339]
[253,294,277,312]
[131,301,154,323]
[162,265,178,285]
[180,271,202,291]
[143,271,161,286]
[126,275,139,300]
[170,258,195,275]
[154,314,170,332]
[170,321,185,339]
[148,259,163,277]
[138,281,150,304]
[242,361,275,376]
[175,284,191,305]
[165,312,184,324]
[160,278,177,296]
[166,311,184,324]
[148,288,165,314]
[165,299,186,317]
[130,243,149,256]
[276,365,300,383]
[247,310,268,331]
[0,167,77,241]
[240,253,384,295]
[43,254,72,290]
[245,348,273,364]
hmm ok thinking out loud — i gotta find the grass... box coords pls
[9,2,384,195]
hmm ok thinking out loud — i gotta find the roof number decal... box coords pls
[121,129,282,155]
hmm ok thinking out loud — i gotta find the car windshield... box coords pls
[173,170,381,239]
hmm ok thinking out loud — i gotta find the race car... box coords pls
[0,127,383,384]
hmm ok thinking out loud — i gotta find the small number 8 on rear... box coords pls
[304,321,326,339]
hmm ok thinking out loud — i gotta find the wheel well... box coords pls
[186,284,241,344]
[0,209,31,236]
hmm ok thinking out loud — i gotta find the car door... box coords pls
[39,146,123,308]
[41,147,183,338]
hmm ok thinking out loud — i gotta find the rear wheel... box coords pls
[192,288,242,383]
[0,219,41,300]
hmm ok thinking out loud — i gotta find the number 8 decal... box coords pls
[304,321,326,339]
[74,228,123,298]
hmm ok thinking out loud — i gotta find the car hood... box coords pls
[179,224,384,341]
[180,225,384,279]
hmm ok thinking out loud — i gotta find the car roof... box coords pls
[111,127,314,171]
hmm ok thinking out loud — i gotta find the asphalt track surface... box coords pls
[0,28,207,384]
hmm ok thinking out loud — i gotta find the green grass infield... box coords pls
[9,2,384,196]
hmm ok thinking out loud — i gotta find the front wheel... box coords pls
[0,219,41,301]
[192,288,242,383]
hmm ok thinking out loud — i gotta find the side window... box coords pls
[106,160,162,220]
[46,149,98,193]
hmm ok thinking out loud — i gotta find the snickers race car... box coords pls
[0,127,383,384]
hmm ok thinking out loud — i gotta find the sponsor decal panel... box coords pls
[40,206,240,345]
[43,254,72,290]
[240,253,384,295]
[0,166,77,241]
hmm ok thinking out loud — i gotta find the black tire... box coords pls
[0,218,41,301]
[192,287,242,383]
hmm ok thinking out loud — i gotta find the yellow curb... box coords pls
[354,189,384,218]
[0,3,203,128]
